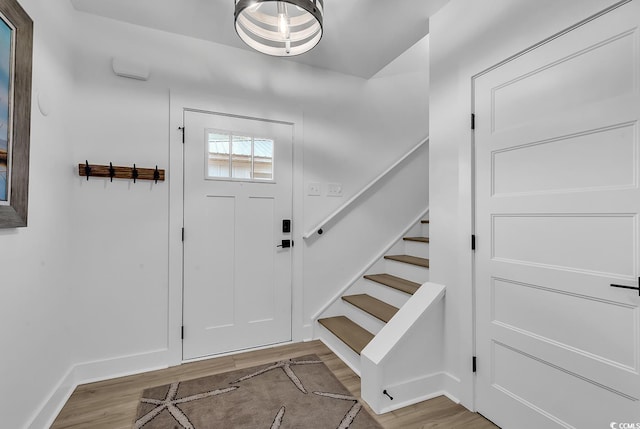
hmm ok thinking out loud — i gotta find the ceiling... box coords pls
[70,0,449,78]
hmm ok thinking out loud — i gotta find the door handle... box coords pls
[610,277,640,296]
[276,239,291,248]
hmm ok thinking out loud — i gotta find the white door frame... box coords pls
[168,90,304,365]
[470,0,633,412]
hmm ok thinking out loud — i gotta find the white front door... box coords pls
[475,2,640,428]
[182,110,293,360]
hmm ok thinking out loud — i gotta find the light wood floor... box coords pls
[52,340,498,428]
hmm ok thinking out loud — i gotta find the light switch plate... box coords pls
[307,182,321,196]
[327,183,343,197]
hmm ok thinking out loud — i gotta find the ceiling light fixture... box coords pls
[234,0,324,56]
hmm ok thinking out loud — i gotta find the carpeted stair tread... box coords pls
[364,273,421,295]
[421,219,430,224]
[403,236,429,243]
[318,316,374,355]
[342,294,399,323]
[385,254,430,268]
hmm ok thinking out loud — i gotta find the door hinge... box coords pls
[473,356,477,373]
[182,228,185,242]
[181,326,184,340]
[471,234,476,251]
[471,113,476,130]
[179,126,185,143]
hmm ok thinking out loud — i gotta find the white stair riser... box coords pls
[317,280,406,314]
[367,259,387,275]
[406,223,423,238]
[387,240,405,256]
[317,324,362,375]
[421,223,429,237]
[320,298,350,320]
[358,278,414,308]
[316,289,393,335]
[404,241,429,259]
[339,299,387,335]
[385,259,429,284]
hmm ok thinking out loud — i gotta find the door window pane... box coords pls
[208,133,230,178]
[231,135,252,179]
[206,131,275,181]
[254,139,273,180]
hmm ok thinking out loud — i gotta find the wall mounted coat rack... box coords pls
[78,161,165,183]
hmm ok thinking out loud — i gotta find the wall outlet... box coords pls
[327,183,343,197]
[307,182,321,196]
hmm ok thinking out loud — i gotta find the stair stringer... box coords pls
[361,282,450,415]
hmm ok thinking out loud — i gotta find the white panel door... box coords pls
[475,2,640,428]
[183,110,293,360]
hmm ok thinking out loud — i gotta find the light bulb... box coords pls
[277,2,290,39]
[276,2,291,54]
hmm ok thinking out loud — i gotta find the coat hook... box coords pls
[153,165,160,184]
[84,160,91,181]
[132,163,139,183]
[383,390,394,400]
[109,162,115,182]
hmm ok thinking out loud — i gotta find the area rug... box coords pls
[133,354,383,429]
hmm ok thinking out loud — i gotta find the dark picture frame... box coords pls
[0,0,32,228]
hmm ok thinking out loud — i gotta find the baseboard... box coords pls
[28,348,169,429]
[374,372,460,414]
[442,371,461,404]
[27,366,77,429]
[301,323,313,342]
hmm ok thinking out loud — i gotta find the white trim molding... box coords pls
[28,349,169,429]
[168,90,305,366]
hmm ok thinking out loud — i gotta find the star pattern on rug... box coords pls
[270,406,286,429]
[229,357,323,393]
[134,382,238,429]
[313,391,364,429]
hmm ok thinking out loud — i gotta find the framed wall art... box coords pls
[0,0,32,228]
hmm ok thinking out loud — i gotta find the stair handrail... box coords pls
[303,136,429,239]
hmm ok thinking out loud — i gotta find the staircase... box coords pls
[317,219,430,373]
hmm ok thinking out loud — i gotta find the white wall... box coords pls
[301,36,430,334]
[0,1,76,428]
[67,7,429,359]
[429,0,625,409]
[0,3,429,428]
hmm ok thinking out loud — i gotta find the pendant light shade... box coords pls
[234,0,324,56]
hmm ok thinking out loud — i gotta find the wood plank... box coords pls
[78,163,165,182]
[403,236,429,243]
[385,254,429,268]
[342,294,399,323]
[364,273,421,295]
[51,340,497,429]
[318,316,374,355]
